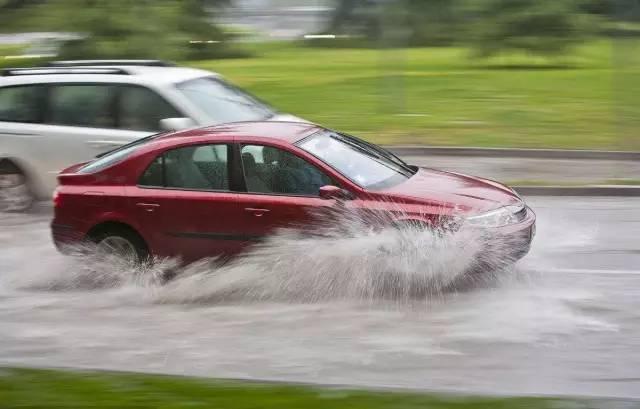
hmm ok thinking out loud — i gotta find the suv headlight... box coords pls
[466,204,525,228]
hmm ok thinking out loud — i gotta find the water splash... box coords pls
[3,203,526,303]
[155,204,524,304]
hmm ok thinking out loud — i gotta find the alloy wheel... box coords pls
[96,236,140,265]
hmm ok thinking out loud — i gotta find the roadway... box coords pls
[0,196,639,398]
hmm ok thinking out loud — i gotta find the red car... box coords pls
[51,121,535,264]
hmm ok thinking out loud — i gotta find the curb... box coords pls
[387,146,640,161]
[513,185,640,197]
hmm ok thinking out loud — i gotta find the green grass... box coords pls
[0,44,26,57]
[188,40,640,150]
[2,39,640,149]
[0,367,621,409]
[604,178,640,185]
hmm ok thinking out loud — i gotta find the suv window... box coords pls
[240,145,332,196]
[139,144,229,191]
[118,86,181,132]
[49,84,116,128]
[176,77,274,124]
[0,85,44,123]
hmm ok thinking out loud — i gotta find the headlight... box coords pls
[466,204,525,228]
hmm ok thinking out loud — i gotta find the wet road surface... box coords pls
[0,197,639,398]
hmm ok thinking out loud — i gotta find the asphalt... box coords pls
[0,196,639,398]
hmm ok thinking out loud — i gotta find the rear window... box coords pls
[78,132,166,174]
[78,144,142,174]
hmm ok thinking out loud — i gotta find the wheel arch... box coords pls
[0,156,45,199]
[86,220,148,250]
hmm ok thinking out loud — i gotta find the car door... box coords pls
[39,83,190,195]
[129,142,242,262]
[39,83,149,192]
[0,84,50,196]
[235,143,338,242]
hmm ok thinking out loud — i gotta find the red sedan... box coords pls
[51,121,535,264]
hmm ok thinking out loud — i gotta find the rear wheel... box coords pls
[0,170,33,213]
[91,227,149,265]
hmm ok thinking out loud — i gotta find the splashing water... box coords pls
[3,204,525,303]
[155,206,525,304]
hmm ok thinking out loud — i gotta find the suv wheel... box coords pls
[0,172,33,212]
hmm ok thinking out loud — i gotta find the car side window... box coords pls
[140,144,229,191]
[0,85,44,123]
[138,155,164,187]
[48,84,116,128]
[118,86,182,132]
[240,145,332,196]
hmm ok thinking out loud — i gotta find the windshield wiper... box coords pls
[346,135,415,174]
[334,134,414,176]
[332,134,382,160]
[331,134,413,177]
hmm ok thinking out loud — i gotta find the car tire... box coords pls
[0,169,34,213]
[91,227,149,265]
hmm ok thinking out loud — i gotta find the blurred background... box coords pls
[2,2,640,407]
[1,0,639,151]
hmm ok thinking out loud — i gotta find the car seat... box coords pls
[242,152,269,193]
[166,147,211,190]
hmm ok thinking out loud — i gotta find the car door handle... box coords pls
[244,208,270,217]
[137,202,160,212]
[87,140,125,149]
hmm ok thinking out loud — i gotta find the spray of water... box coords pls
[155,204,525,304]
[3,203,525,304]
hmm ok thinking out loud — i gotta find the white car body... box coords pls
[0,62,301,200]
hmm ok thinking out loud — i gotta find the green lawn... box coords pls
[189,41,640,150]
[2,40,640,149]
[0,367,620,409]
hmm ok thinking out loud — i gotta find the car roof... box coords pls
[0,65,218,87]
[156,121,323,146]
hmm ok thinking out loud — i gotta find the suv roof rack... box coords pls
[1,67,131,76]
[46,59,175,67]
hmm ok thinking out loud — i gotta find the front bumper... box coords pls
[490,205,536,261]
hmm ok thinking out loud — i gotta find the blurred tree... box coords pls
[0,0,45,10]
[325,0,465,46]
[471,0,594,58]
[0,0,240,60]
[327,0,382,42]
[405,0,466,46]
[580,0,616,15]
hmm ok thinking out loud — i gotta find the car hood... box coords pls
[378,167,522,214]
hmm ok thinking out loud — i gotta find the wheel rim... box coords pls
[0,173,32,212]
[96,236,139,264]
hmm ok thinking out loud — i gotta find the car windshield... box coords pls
[176,77,275,124]
[297,131,416,190]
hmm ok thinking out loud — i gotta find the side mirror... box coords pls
[159,117,196,132]
[319,185,353,200]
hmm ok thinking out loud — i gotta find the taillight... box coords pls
[52,188,61,208]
